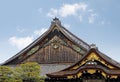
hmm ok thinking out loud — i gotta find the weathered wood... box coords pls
[21,35,84,64]
[3,19,89,65]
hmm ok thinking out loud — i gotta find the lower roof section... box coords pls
[46,47,120,78]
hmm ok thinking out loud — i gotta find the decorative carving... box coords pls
[51,39,60,49]
[60,40,68,46]
[71,44,85,54]
[42,36,67,49]
[86,60,97,65]
[40,33,86,56]
[53,44,59,49]
[27,45,39,55]
[72,45,81,52]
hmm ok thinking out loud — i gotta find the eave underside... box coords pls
[47,65,120,78]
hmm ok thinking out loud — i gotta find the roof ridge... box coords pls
[61,26,90,49]
[2,18,90,65]
[96,49,120,68]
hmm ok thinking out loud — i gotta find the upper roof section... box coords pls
[50,18,90,50]
[2,18,90,65]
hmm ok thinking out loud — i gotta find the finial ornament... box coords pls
[53,17,59,22]
[90,43,98,49]
[52,17,61,26]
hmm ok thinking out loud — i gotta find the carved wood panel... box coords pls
[21,31,86,64]
[35,36,82,64]
[36,43,82,63]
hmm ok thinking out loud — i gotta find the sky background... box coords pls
[0,0,120,64]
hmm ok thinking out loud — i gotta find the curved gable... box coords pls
[46,46,120,79]
[2,18,89,65]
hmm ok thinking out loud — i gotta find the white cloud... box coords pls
[34,28,48,36]
[47,2,106,25]
[88,13,97,24]
[47,8,58,18]
[9,28,48,50]
[59,3,87,17]
[47,3,87,18]
[9,36,33,50]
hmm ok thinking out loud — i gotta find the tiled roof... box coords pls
[2,18,90,65]
[47,65,120,78]
[97,50,120,68]
[47,47,120,78]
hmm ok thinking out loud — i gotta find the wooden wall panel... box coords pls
[22,36,84,64]
[35,44,82,64]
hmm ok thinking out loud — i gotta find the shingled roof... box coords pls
[46,45,120,78]
[2,18,90,65]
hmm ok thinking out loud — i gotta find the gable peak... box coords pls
[51,17,61,26]
[90,43,98,50]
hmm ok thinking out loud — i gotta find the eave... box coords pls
[47,64,120,78]
[2,18,90,65]
[46,46,120,78]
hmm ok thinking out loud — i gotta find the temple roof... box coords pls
[2,18,90,65]
[63,45,120,70]
[47,65,120,78]
[46,46,120,78]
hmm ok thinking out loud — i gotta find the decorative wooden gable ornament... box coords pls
[2,18,90,65]
[46,44,120,80]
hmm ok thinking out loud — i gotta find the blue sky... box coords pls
[0,0,120,64]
